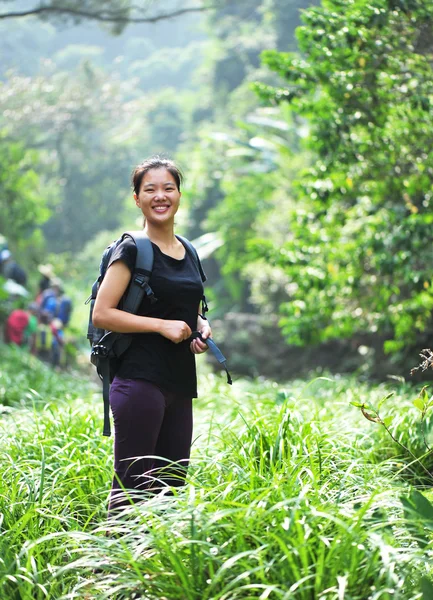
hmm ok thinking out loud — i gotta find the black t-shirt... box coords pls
[107,237,204,397]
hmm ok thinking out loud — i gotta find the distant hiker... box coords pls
[5,302,38,347]
[5,309,29,346]
[0,249,27,286]
[39,278,62,317]
[92,156,211,512]
[34,311,54,364]
[56,289,73,327]
[25,302,39,348]
[51,318,65,368]
[0,248,10,275]
[36,264,55,301]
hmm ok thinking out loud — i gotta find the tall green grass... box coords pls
[0,346,432,599]
[0,344,91,407]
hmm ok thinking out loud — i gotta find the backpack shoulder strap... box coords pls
[123,231,153,273]
[176,235,207,282]
[122,231,155,313]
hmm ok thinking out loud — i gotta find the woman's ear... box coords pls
[133,192,139,207]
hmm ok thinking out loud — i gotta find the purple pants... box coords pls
[108,377,193,512]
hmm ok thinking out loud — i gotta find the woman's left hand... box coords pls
[190,317,212,354]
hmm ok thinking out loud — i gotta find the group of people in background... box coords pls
[1,239,73,368]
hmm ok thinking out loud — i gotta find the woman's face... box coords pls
[134,168,181,225]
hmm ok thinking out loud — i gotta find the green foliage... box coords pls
[0,343,90,406]
[181,0,315,243]
[0,131,50,243]
[177,0,315,318]
[252,0,433,351]
[127,42,207,93]
[0,368,431,597]
[0,345,108,599]
[0,64,138,251]
[421,577,433,600]
[192,104,306,312]
[401,489,433,549]
[347,376,433,493]
[0,276,13,325]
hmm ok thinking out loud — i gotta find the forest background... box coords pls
[3,2,433,598]
[1,0,433,382]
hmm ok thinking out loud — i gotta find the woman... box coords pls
[92,156,211,511]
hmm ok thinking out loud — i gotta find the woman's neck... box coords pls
[144,222,176,247]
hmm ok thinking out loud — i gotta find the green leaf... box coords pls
[401,490,433,523]
[421,386,430,403]
[414,397,425,411]
[421,577,433,600]
[378,392,395,409]
[382,416,393,428]
[401,490,433,548]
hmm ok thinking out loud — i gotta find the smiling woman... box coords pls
[92,156,212,513]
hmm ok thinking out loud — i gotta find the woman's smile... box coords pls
[152,203,171,213]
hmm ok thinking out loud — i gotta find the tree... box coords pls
[201,0,318,109]
[0,1,209,34]
[253,0,433,351]
[0,64,143,251]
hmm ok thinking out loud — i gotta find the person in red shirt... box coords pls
[5,303,38,346]
[5,309,29,345]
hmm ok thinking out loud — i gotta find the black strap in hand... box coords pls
[190,332,232,385]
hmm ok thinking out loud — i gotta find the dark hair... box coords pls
[131,156,184,195]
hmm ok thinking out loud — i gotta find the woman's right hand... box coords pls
[160,320,192,343]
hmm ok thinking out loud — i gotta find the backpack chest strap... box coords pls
[124,269,157,313]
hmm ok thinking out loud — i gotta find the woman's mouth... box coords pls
[152,204,170,213]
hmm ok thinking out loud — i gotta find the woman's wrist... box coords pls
[140,316,165,335]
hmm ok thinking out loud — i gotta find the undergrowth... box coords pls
[0,345,432,599]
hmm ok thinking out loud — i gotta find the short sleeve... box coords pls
[177,236,207,282]
[107,236,137,273]
[197,257,207,282]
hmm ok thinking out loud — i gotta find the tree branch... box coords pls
[0,4,211,24]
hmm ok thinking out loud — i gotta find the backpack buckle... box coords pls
[133,275,147,288]
[91,344,108,358]
[133,276,157,303]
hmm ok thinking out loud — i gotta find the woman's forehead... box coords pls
[142,168,175,185]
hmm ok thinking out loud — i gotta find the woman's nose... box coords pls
[153,188,165,200]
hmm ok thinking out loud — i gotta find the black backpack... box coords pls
[86,231,230,436]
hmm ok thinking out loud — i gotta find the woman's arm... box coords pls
[92,261,192,343]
